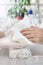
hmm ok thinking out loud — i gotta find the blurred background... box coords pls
[0,0,43,23]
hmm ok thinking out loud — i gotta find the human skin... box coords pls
[0,31,5,38]
[21,26,43,44]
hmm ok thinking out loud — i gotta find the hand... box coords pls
[0,31,5,38]
[21,26,43,44]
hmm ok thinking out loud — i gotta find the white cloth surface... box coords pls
[14,15,43,46]
[9,48,32,59]
[0,16,43,59]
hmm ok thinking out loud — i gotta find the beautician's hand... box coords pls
[21,26,43,44]
[0,31,5,38]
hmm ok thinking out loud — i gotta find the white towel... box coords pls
[9,48,32,59]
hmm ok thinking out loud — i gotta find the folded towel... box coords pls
[9,48,32,59]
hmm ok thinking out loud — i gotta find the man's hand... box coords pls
[0,31,5,38]
[21,26,43,44]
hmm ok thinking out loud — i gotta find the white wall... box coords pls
[0,0,12,18]
[31,0,43,22]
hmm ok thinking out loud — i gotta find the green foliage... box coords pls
[22,0,30,5]
[7,0,30,18]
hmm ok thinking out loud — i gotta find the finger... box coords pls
[21,31,30,35]
[29,38,39,43]
[29,38,36,43]
[21,30,29,35]
[20,28,30,33]
[31,26,36,28]
[21,30,35,36]
[31,26,35,28]
[20,27,34,33]
[24,34,35,39]
[21,26,39,33]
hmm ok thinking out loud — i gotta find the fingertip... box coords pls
[20,30,24,33]
[31,26,34,28]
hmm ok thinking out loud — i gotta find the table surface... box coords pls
[0,48,28,65]
[0,43,43,65]
[0,45,43,65]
